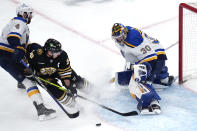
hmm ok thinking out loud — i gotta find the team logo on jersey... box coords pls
[30,52,34,59]
[15,24,20,29]
[40,67,56,75]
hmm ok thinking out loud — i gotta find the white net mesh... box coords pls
[181,3,197,81]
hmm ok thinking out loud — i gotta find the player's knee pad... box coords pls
[145,83,161,100]
[129,78,151,100]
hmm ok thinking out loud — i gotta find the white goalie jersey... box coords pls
[116,26,159,65]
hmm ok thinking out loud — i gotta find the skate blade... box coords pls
[140,109,161,115]
[153,109,161,114]
[38,113,57,121]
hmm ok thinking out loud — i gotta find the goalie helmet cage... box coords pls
[179,3,197,84]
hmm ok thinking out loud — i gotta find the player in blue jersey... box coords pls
[112,23,174,86]
[112,23,170,114]
[0,3,56,120]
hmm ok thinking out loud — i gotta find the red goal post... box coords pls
[179,3,197,84]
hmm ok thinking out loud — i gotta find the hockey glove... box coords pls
[67,85,77,97]
[12,48,25,63]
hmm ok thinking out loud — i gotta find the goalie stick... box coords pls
[21,60,79,119]
[77,95,138,116]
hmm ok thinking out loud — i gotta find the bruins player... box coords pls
[19,38,89,110]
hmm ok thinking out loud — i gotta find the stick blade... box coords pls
[68,111,80,118]
[121,111,138,116]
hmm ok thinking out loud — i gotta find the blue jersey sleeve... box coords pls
[123,26,144,48]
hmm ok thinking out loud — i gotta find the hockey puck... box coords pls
[96,123,101,127]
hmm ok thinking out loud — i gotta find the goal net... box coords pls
[179,3,197,83]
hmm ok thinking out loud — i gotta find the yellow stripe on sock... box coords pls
[28,90,40,97]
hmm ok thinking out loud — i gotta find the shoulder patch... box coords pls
[30,52,34,59]
[37,49,43,55]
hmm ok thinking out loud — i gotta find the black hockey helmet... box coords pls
[44,38,62,53]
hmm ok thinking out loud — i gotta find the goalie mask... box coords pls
[16,3,33,24]
[112,23,127,46]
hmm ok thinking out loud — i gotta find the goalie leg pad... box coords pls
[128,78,145,99]
[135,83,161,108]
[129,77,161,111]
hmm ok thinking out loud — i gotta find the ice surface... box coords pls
[0,0,197,131]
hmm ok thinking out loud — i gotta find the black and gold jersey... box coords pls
[26,43,72,81]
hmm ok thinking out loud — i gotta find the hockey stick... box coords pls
[21,61,79,118]
[32,74,138,116]
[77,95,138,116]
[34,77,79,118]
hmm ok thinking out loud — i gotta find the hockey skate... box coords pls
[159,75,175,86]
[167,75,175,86]
[139,100,161,115]
[153,75,176,91]
[33,101,56,121]
[17,82,26,89]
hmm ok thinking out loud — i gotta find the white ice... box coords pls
[1,0,197,131]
